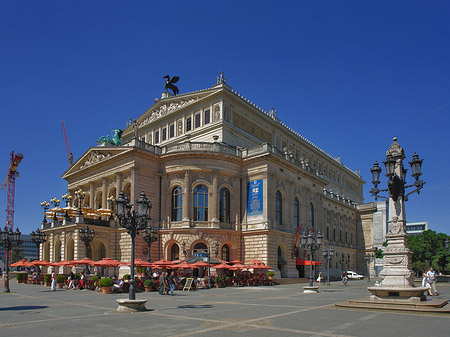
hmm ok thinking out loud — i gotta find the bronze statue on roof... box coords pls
[163,75,180,95]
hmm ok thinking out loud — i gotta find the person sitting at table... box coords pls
[112,276,124,293]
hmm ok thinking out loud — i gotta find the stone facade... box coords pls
[40,77,373,279]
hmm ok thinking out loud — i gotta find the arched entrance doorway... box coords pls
[54,240,62,262]
[170,243,180,261]
[277,246,287,278]
[66,238,75,261]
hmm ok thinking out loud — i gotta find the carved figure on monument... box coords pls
[97,128,123,146]
[133,120,139,140]
[216,71,226,84]
[163,75,180,95]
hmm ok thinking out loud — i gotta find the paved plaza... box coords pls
[0,280,448,337]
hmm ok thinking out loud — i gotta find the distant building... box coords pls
[0,234,38,271]
[406,221,428,236]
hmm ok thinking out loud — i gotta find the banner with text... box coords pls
[247,179,263,222]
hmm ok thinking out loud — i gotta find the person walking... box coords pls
[51,269,57,291]
[168,271,177,296]
[159,272,165,295]
[422,270,432,296]
[317,272,322,286]
[341,271,347,286]
[426,267,439,296]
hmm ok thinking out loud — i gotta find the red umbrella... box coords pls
[152,259,175,266]
[193,261,209,267]
[56,260,73,267]
[230,260,243,264]
[10,259,33,267]
[247,259,264,264]
[231,263,251,269]
[92,258,122,267]
[31,260,50,266]
[175,262,198,269]
[70,258,95,266]
[250,264,271,269]
[124,258,152,267]
[213,262,232,269]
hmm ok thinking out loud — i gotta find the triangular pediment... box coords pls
[62,147,133,178]
[122,87,223,137]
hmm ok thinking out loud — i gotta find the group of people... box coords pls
[158,271,178,296]
[422,267,439,296]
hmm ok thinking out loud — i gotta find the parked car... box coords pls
[346,271,364,279]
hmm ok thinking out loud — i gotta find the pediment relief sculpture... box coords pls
[80,151,112,169]
[139,98,199,127]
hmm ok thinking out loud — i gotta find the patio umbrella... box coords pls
[247,259,264,264]
[213,262,232,269]
[70,258,95,266]
[152,259,175,266]
[10,259,33,267]
[230,260,243,264]
[92,258,122,267]
[56,260,74,267]
[175,262,198,269]
[124,258,152,267]
[49,207,64,213]
[230,263,251,269]
[249,264,271,269]
[192,261,209,267]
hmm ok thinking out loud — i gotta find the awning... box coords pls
[296,258,321,266]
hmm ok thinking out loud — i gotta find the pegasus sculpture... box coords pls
[97,128,123,146]
[163,75,180,95]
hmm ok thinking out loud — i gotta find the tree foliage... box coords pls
[407,230,450,273]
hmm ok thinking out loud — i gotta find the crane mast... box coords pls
[61,121,73,165]
[1,151,23,232]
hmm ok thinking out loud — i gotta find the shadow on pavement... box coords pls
[0,305,48,311]
[177,304,213,309]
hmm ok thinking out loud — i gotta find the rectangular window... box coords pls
[155,131,160,144]
[186,117,192,131]
[204,109,210,124]
[195,113,201,128]
[162,128,167,141]
[169,124,174,138]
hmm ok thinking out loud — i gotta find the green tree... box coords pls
[11,247,24,263]
[408,230,450,273]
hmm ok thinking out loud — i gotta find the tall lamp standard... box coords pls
[115,191,151,301]
[322,247,334,286]
[300,230,322,287]
[30,228,47,260]
[364,253,375,282]
[0,227,22,292]
[369,138,424,293]
[142,226,157,262]
[40,201,50,228]
[75,189,86,216]
[79,225,95,274]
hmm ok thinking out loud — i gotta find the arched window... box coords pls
[171,186,183,221]
[219,187,230,223]
[294,197,300,227]
[194,242,208,255]
[309,203,314,229]
[276,191,282,225]
[170,244,179,261]
[221,244,230,261]
[193,185,208,221]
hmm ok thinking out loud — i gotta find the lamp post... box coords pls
[62,193,72,207]
[322,247,334,285]
[215,241,220,258]
[115,191,151,301]
[30,228,47,260]
[107,196,115,220]
[300,230,322,287]
[79,224,95,268]
[369,138,424,289]
[0,227,22,292]
[40,201,50,227]
[142,226,157,262]
[75,189,86,216]
[364,253,375,282]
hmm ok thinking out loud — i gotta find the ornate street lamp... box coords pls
[322,247,334,286]
[62,193,72,207]
[107,195,116,220]
[0,227,23,292]
[30,228,47,260]
[79,225,95,258]
[300,230,322,287]
[369,138,425,293]
[75,189,86,216]
[115,191,151,301]
[40,200,50,227]
[141,226,157,262]
[364,253,375,282]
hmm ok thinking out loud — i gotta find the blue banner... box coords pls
[247,179,263,221]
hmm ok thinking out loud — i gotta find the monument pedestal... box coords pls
[116,299,148,312]
[303,286,319,293]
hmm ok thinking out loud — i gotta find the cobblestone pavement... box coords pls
[0,279,448,337]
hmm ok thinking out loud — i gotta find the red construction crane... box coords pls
[1,151,23,232]
[61,121,73,165]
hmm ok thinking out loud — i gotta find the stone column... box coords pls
[182,170,190,224]
[116,172,122,197]
[89,182,95,209]
[210,170,219,227]
[102,178,107,209]
[131,168,136,203]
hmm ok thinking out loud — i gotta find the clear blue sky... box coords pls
[1,1,449,235]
